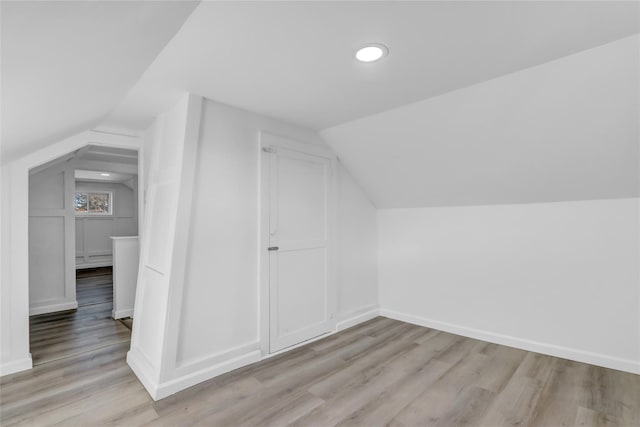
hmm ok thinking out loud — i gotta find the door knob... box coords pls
[268,246,279,251]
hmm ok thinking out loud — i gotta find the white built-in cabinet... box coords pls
[111,236,139,319]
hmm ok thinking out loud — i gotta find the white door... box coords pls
[268,145,332,353]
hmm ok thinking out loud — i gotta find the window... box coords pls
[74,192,112,215]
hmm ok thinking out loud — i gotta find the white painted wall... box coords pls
[127,94,203,398]
[75,180,138,268]
[378,198,640,373]
[128,97,378,399]
[323,35,640,208]
[28,161,76,315]
[176,99,378,367]
[336,163,378,324]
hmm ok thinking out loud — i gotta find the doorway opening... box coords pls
[28,145,139,365]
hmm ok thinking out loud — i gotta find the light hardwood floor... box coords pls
[1,283,639,426]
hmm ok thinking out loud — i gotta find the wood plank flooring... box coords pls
[2,306,639,425]
[28,267,131,365]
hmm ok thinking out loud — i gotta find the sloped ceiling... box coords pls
[1,0,199,164]
[323,35,639,208]
[105,1,639,133]
[3,1,638,207]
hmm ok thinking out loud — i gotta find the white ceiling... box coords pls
[323,35,639,208]
[1,0,199,163]
[105,1,639,131]
[4,1,638,207]
[30,145,138,176]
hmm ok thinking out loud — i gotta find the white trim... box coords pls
[29,300,78,316]
[175,341,260,375]
[379,308,640,375]
[131,306,381,400]
[158,94,203,382]
[0,356,33,376]
[336,305,379,332]
[127,348,160,399]
[261,132,335,159]
[152,350,261,401]
[112,308,134,319]
[263,305,379,359]
[258,131,338,356]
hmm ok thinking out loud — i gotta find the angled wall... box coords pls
[129,96,378,400]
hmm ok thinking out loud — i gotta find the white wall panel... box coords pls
[29,217,65,301]
[28,162,76,315]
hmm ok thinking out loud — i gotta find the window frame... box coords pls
[74,191,114,216]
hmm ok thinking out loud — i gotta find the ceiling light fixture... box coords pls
[100,173,110,177]
[355,44,388,62]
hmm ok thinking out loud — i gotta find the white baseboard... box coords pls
[30,300,78,316]
[336,305,379,332]
[127,308,386,401]
[127,348,160,399]
[112,308,134,319]
[154,349,261,401]
[379,308,640,375]
[0,355,33,377]
[129,344,262,401]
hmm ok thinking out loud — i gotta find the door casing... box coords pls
[259,131,337,356]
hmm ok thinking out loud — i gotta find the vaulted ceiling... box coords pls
[3,1,638,207]
[104,1,640,132]
[1,0,199,163]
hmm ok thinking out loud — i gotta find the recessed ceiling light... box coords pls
[355,44,388,62]
[100,173,110,177]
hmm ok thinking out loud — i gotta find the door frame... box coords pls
[258,131,337,356]
[3,129,142,375]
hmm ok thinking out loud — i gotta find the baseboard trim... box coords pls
[175,342,260,376]
[112,308,134,319]
[30,300,78,316]
[336,305,379,332]
[127,348,161,400]
[0,355,33,377]
[154,350,262,401]
[127,308,387,401]
[379,308,640,375]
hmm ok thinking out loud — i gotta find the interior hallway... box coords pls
[1,315,638,426]
[28,267,131,365]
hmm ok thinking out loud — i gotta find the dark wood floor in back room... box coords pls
[28,267,131,366]
[2,286,639,426]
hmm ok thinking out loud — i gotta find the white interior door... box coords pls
[268,145,332,353]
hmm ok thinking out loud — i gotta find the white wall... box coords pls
[128,96,378,399]
[75,180,138,268]
[379,198,640,373]
[128,94,199,387]
[176,99,378,367]
[28,161,76,315]
[336,163,378,323]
